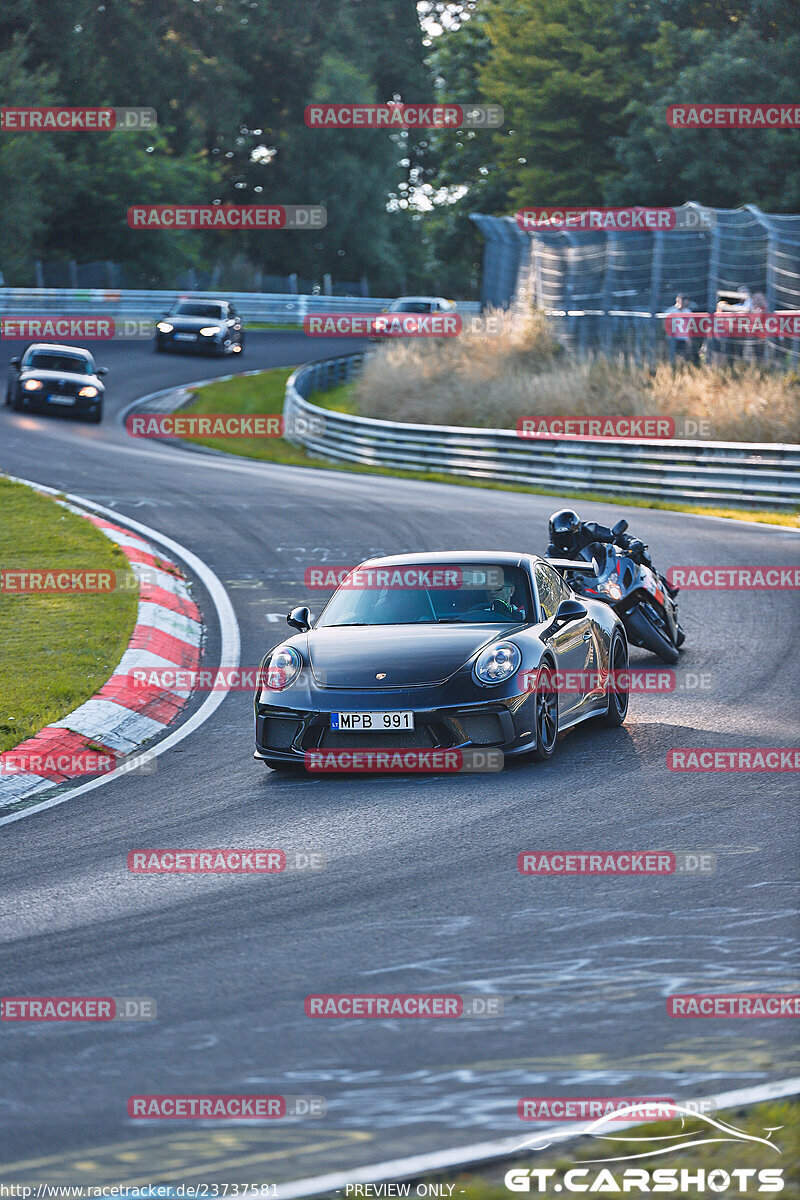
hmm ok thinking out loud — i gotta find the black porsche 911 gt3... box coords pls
[5,343,107,422]
[254,551,629,771]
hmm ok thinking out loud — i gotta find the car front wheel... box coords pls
[532,663,559,760]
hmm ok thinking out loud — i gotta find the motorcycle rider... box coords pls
[546,508,679,598]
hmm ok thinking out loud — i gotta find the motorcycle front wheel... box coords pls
[625,605,679,664]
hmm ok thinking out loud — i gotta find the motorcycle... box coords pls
[549,520,684,665]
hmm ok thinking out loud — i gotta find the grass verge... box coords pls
[174,369,799,528]
[0,478,138,753]
[435,1100,799,1199]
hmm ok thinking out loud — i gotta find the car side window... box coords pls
[535,563,571,620]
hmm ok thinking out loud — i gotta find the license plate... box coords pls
[47,394,75,405]
[331,711,414,731]
[174,332,197,341]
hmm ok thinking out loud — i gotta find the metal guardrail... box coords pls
[0,288,480,325]
[284,353,800,510]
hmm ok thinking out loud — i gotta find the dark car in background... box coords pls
[155,299,244,356]
[5,344,107,423]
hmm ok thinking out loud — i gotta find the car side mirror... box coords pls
[287,605,311,632]
[548,598,587,631]
[96,367,108,376]
[612,519,628,536]
[10,357,20,367]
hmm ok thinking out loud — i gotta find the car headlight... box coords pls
[473,641,521,686]
[199,326,221,336]
[23,379,43,391]
[265,645,302,690]
[156,321,173,333]
[78,385,99,398]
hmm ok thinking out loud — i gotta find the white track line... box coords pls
[0,478,240,828]
[273,1077,800,1199]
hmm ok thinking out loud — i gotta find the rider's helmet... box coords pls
[549,508,581,547]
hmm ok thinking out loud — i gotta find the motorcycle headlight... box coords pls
[473,641,521,686]
[264,645,302,691]
[602,581,623,600]
[23,379,43,391]
[199,326,221,337]
[156,321,173,333]
[78,385,99,398]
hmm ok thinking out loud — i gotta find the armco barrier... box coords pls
[0,288,479,326]
[283,353,800,510]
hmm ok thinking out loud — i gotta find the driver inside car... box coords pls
[487,577,526,619]
[546,508,679,598]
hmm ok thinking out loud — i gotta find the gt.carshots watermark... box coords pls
[304,749,504,773]
[668,103,800,128]
[668,993,800,1017]
[667,566,800,590]
[516,207,713,231]
[304,565,505,589]
[305,103,503,128]
[127,1095,325,1119]
[125,413,325,439]
[666,312,800,338]
[127,849,325,872]
[127,205,326,230]
[2,997,156,1021]
[304,993,503,1017]
[668,748,799,772]
[0,106,157,131]
[517,851,716,874]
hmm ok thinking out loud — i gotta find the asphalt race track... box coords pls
[1,332,798,1186]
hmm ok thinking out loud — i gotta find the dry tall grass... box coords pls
[353,310,800,443]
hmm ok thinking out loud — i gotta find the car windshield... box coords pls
[390,301,435,313]
[172,302,226,318]
[316,564,532,626]
[23,352,91,374]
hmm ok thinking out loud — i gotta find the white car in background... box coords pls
[371,295,458,340]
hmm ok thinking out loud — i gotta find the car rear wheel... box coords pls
[532,663,559,760]
[599,631,629,726]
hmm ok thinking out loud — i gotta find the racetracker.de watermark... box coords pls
[0,106,156,131]
[518,416,712,440]
[668,993,800,1017]
[128,1095,324,1118]
[304,749,503,773]
[517,669,716,694]
[667,566,800,590]
[517,851,717,874]
[1,567,151,594]
[304,313,461,337]
[303,565,505,589]
[518,1098,690,1121]
[305,103,503,128]
[127,205,326,229]
[0,316,150,341]
[125,413,325,439]
[667,103,800,128]
[127,849,325,872]
[668,748,799,771]
[304,993,503,1017]
[0,749,157,780]
[666,312,800,338]
[1,997,156,1020]
[516,207,714,231]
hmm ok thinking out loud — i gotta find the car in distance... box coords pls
[155,299,244,356]
[254,551,629,771]
[370,295,458,340]
[5,343,107,423]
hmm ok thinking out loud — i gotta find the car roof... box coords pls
[174,297,228,305]
[357,551,543,570]
[391,296,450,304]
[23,343,92,357]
